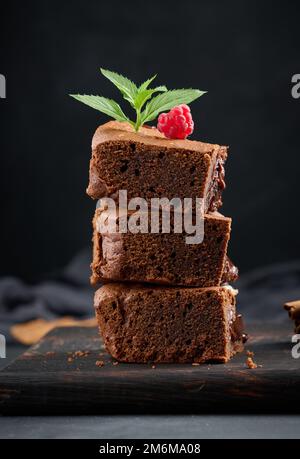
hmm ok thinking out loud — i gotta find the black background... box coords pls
[0,0,299,281]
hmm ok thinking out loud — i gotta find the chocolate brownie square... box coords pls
[94,283,246,363]
[91,207,237,287]
[87,121,227,213]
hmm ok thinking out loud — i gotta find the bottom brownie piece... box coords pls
[94,283,246,363]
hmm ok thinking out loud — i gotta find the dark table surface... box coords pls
[0,345,300,439]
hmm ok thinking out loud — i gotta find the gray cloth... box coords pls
[0,249,94,342]
[0,249,299,342]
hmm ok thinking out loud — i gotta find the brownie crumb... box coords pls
[67,350,91,361]
[246,350,254,358]
[73,350,90,358]
[96,360,104,367]
[46,351,55,357]
[246,357,257,369]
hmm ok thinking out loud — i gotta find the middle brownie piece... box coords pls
[91,207,237,287]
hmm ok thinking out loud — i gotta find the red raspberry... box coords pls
[157,104,194,139]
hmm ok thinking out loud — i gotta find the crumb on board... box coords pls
[96,360,105,367]
[67,350,90,362]
[73,350,90,358]
[112,361,119,366]
[151,365,156,369]
[246,350,261,369]
[192,362,200,366]
[246,357,257,369]
[45,351,55,357]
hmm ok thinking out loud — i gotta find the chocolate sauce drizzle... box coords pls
[222,257,239,284]
[207,156,226,212]
[231,313,248,343]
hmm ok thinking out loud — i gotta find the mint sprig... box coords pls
[70,95,130,123]
[70,69,206,132]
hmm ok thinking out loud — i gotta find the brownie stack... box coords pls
[88,121,246,363]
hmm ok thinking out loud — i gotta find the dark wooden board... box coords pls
[0,324,299,414]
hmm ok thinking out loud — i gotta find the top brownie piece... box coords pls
[87,121,227,212]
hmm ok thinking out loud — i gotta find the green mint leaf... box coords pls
[69,94,129,122]
[152,85,168,92]
[138,75,157,92]
[100,68,137,106]
[134,86,167,111]
[141,89,206,124]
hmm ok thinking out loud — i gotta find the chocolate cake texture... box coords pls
[94,283,246,363]
[91,207,237,287]
[87,121,227,213]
